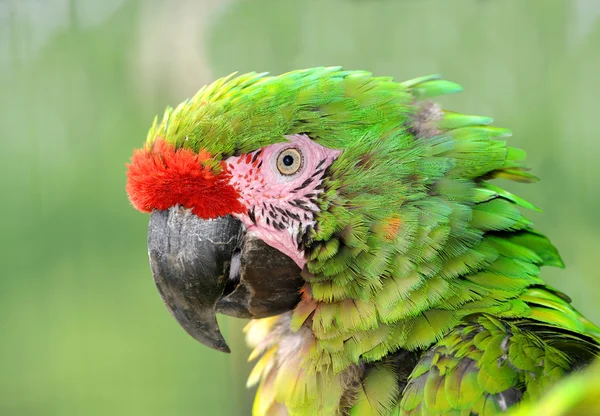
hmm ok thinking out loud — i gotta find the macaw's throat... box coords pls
[147,207,303,352]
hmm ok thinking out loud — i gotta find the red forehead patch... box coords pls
[126,140,244,219]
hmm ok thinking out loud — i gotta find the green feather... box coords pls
[411,80,464,100]
[438,112,493,130]
[350,364,399,416]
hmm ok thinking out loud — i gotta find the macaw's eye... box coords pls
[276,148,303,175]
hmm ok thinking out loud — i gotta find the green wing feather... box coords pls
[508,358,600,416]
[398,315,583,415]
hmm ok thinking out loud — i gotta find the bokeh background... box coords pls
[1,0,599,414]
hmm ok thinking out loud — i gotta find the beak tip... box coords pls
[192,337,231,353]
[187,328,231,354]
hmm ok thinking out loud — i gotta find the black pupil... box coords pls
[282,154,295,166]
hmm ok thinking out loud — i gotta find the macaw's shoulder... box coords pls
[397,314,598,416]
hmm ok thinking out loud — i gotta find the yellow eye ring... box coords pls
[276,148,303,176]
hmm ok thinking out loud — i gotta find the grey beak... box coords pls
[147,207,303,353]
[148,209,242,353]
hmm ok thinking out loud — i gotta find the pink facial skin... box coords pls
[226,134,341,268]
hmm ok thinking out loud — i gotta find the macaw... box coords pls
[126,67,600,415]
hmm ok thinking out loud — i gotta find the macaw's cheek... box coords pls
[147,207,303,353]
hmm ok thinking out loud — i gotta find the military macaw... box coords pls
[126,67,600,415]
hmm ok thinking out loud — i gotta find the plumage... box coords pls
[126,67,600,415]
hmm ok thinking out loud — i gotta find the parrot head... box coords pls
[126,67,473,353]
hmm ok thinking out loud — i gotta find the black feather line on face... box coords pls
[314,158,326,171]
[290,199,311,211]
[311,168,324,178]
[301,225,313,246]
[248,208,256,225]
[285,210,301,221]
[251,149,263,164]
[296,229,302,244]
[292,177,314,192]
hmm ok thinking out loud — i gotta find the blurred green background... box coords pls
[1,0,599,414]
